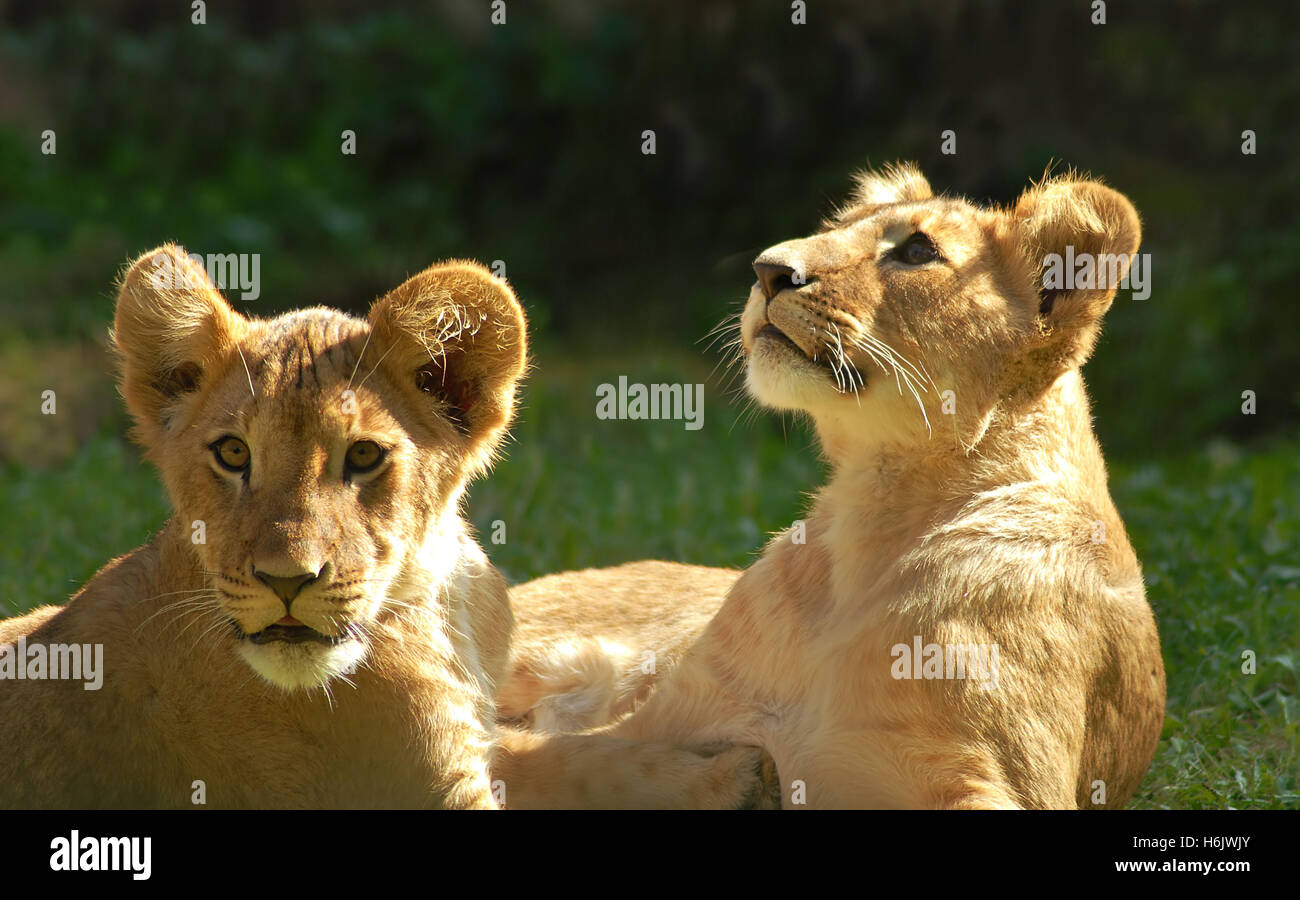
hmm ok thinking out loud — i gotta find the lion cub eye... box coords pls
[895,233,940,266]
[212,436,250,472]
[345,440,385,475]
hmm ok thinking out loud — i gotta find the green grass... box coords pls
[1114,440,1300,808]
[466,348,826,584]
[0,431,168,616]
[1,346,1295,809]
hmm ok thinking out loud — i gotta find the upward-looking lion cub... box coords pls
[0,245,768,809]
[503,165,1167,809]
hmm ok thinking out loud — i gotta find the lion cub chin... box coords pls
[504,164,1167,809]
[0,245,773,810]
[238,635,368,691]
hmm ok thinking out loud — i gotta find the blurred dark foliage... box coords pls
[0,0,1295,458]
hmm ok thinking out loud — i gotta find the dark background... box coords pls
[1,0,1296,462]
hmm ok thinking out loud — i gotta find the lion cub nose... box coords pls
[752,261,799,301]
[254,568,322,604]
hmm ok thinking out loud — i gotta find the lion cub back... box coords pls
[502,561,738,731]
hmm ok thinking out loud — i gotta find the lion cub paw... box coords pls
[690,743,782,810]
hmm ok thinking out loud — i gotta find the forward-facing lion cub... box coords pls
[502,165,1167,809]
[0,245,769,809]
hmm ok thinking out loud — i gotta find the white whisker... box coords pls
[236,346,256,400]
[347,326,376,391]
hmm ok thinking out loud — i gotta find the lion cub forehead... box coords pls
[834,194,983,232]
[905,201,999,244]
[241,307,372,392]
[206,306,404,442]
[836,197,998,264]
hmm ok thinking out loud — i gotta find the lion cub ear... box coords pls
[367,261,527,474]
[1013,176,1141,369]
[113,244,245,450]
[849,162,933,207]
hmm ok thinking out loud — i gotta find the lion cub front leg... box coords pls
[443,778,499,809]
[490,647,779,809]
[393,639,504,809]
[439,746,501,809]
[491,729,778,809]
[413,707,502,808]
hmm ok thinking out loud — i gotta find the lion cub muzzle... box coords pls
[228,558,373,689]
[742,249,856,405]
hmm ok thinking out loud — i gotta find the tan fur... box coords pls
[0,245,770,809]
[506,164,1166,809]
[498,562,740,731]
